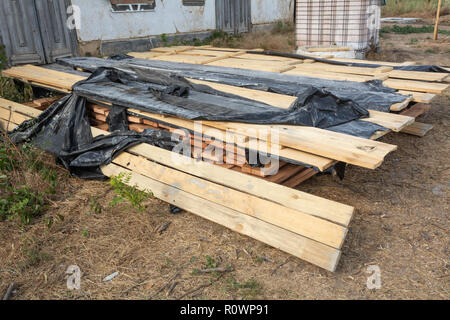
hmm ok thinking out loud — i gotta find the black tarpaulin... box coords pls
[9,94,177,179]
[72,65,369,128]
[56,56,409,112]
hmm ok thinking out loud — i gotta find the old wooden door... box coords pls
[216,0,251,34]
[0,0,77,65]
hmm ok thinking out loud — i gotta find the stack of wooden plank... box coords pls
[1,64,410,171]
[0,98,354,272]
[1,47,445,271]
[127,45,449,100]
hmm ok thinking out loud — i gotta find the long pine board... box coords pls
[101,164,342,272]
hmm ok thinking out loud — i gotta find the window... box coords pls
[182,0,205,6]
[110,0,156,12]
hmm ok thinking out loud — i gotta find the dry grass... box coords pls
[211,21,295,52]
[382,0,450,17]
[1,87,449,300]
[0,27,449,300]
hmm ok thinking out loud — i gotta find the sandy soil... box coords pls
[0,28,449,300]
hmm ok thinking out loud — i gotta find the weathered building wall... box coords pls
[70,0,294,56]
[251,0,294,25]
[71,0,216,42]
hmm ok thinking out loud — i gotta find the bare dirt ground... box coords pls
[0,25,449,300]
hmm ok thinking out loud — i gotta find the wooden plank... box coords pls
[383,79,449,94]
[97,138,354,227]
[284,67,387,82]
[266,164,304,184]
[282,168,318,188]
[293,62,393,76]
[400,122,433,137]
[101,163,342,272]
[365,110,414,132]
[0,106,33,124]
[331,58,416,66]
[2,65,85,91]
[388,70,449,82]
[129,108,336,171]
[0,118,17,131]
[33,96,61,108]
[206,57,296,73]
[205,121,398,169]
[111,151,348,249]
[153,54,217,64]
[399,103,432,118]
[127,52,167,59]
[232,53,301,64]
[397,90,435,103]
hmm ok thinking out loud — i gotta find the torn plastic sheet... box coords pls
[246,50,450,73]
[57,56,409,112]
[9,94,177,179]
[71,65,369,129]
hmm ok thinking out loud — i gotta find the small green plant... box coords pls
[272,20,294,34]
[0,137,62,225]
[40,168,57,194]
[205,255,217,269]
[226,277,263,299]
[88,196,102,215]
[81,228,89,238]
[0,45,7,71]
[109,172,151,211]
[0,187,45,224]
[425,49,438,54]
[408,38,418,45]
[381,25,450,36]
[161,33,168,44]
[21,243,51,269]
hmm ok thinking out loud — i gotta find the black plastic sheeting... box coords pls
[6,57,395,179]
[247,50,450,73]
[9,94,177,179]
[71,65,368,128]
[57,56,408,112]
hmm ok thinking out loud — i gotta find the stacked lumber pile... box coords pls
[1,47,446,271]
[127,45,449,102]
[0,98,354,272]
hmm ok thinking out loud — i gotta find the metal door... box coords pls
[216,0,251,34]
[0,0,46,65]
[0,0,77,65]
[35,0,77,63]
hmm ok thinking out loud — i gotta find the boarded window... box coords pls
[110,0,156,12]
[182,0,205,6]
